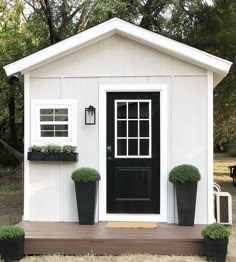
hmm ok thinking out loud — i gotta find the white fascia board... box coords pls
[3,17,232,78]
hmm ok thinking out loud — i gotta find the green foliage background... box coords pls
[0,0,235,164]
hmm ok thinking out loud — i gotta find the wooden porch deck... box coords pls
[18,222,206,256]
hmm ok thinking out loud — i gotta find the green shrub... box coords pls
[0,226,24,240]
[63,145,77,153]
[169,164,201,184]
[30,144,77,153]
[228,141,236,157]
[43,144,62,153]
[71,167,100,183]
[201,224,230,240]
[30,145,43,152]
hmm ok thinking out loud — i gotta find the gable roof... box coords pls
[4,17,232,86]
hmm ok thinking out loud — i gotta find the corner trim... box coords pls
[207,71,214,224]
[24,73,30,220]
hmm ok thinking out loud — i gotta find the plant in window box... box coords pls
[43,144,62,154]
[202,223,230,262]
[71,167,100,225]
[63,145,77,153]
[169,164,201,226]
[28,144,78,161]
[0,226,25,261]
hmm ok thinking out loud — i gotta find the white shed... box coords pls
[4,18,232,224]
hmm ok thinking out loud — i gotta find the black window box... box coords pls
[28,152,78,162]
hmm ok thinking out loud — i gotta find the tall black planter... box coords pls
[205,238,228,262]
[74,181,97,225]
[0,236,24,261]
[176,182,197,226]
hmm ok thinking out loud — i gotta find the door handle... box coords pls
[107,145,113,160]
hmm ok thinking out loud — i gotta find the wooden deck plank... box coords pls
[18,222,206,256]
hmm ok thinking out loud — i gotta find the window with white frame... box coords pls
[115,100,152,158]
[31,100,77,145]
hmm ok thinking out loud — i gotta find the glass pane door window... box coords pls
[115,100,151,158]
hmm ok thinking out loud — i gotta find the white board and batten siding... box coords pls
[25,34,212,224]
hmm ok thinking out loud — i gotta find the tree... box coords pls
[23,0,97,44]
[22,0,139,44]
[22,0,174,44]
[0,0,33,151]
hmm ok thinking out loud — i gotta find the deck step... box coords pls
[24,238,205,256]
[19,222,206,256]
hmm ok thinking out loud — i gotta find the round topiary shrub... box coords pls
[71,167,100,183]
[169,164,201,184]
[0,226,24,240]
[201,224,230,240]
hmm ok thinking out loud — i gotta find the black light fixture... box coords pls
[85,105,96,125]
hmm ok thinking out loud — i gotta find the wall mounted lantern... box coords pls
[85,105,96,125]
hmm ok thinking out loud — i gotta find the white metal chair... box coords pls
[213,183,221,193]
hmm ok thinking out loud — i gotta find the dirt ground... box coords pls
[21,254,206,262]
[1,154,236,261]
[0,173,23,226]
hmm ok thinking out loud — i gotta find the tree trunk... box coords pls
[8,85,17,147]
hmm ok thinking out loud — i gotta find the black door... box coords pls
[107,92,160,214]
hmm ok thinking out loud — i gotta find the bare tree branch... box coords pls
[179,3,194,22]
[74,0,99,33]
[23,0,48,23]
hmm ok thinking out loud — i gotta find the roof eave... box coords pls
[3,17,233,81]
[3,19,118,76]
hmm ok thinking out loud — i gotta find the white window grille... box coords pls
[114,100,152,158]
[40,108,69,138]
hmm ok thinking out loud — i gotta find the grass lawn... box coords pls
[1,154,236,261]
[214,153,236,261]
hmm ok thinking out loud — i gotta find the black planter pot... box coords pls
[28,151,78,161]
[0,236,24,261]
[205,238,228,262]
[176,182,197,226]
[74,181,97,225]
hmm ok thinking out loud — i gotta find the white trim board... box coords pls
[98,84,168,222]
[207,71,214,223]
[24,73,30,220]
[4,18,232,86]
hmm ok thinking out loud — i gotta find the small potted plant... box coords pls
[202,223,230,262]
[169,164,201,226]
[71,167,100,225]
[28,144,78,161]
[0,225,25,261]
